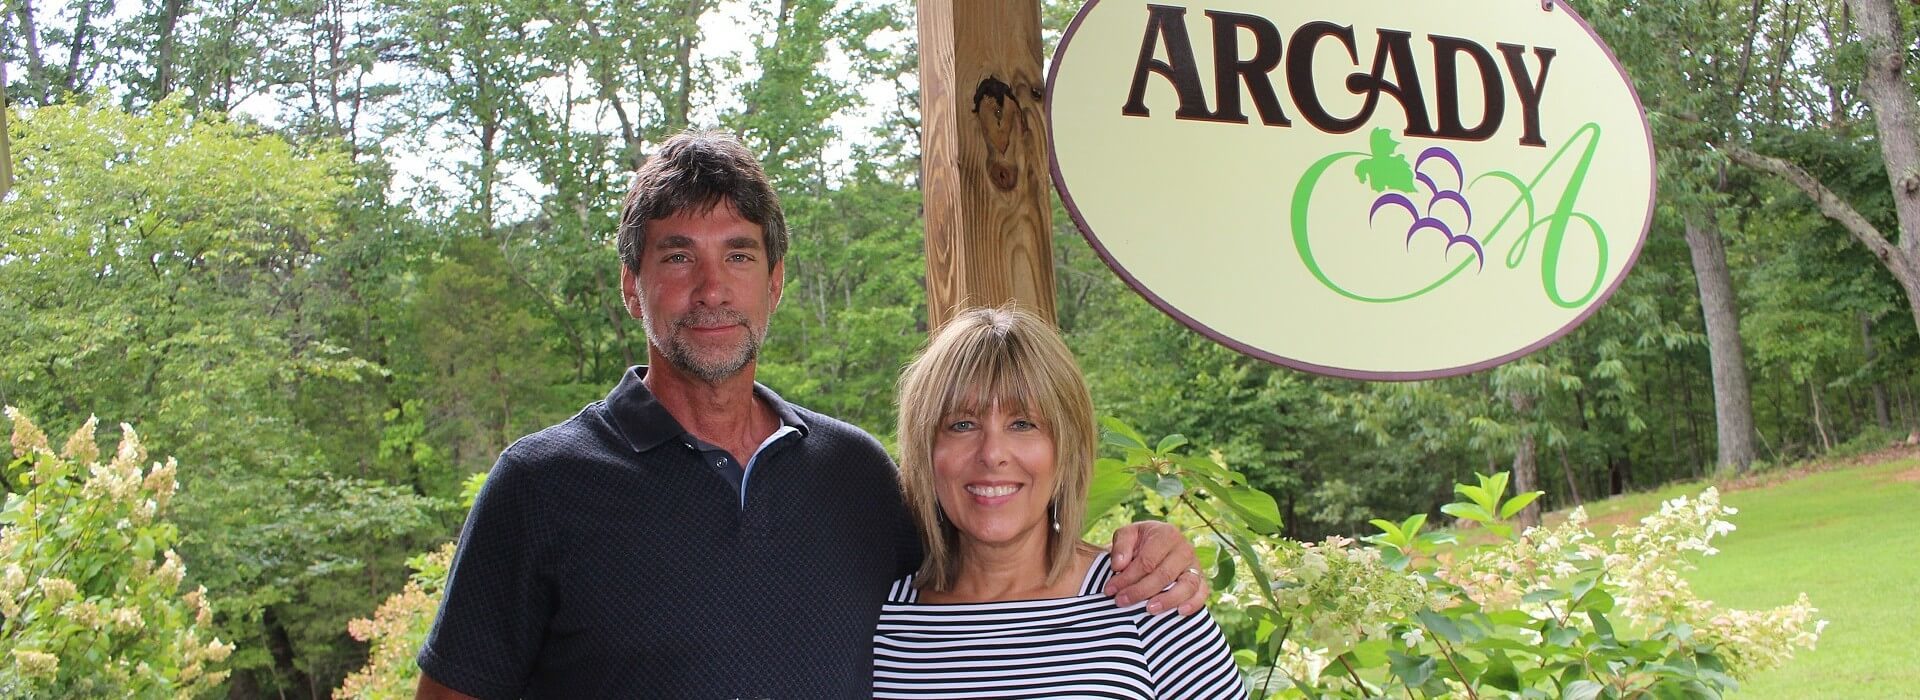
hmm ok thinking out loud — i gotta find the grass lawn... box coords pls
[1558,452,1920,699]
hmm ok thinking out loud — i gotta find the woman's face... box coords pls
[931,400,1057,551]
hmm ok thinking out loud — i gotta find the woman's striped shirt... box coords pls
[872,552,1244,699]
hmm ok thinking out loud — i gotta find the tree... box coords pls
[2,60,12,198]
[0,99,447,696]
[1723,0,1920,436]
[1579,0,1784,472]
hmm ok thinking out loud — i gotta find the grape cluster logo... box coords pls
[1048,0,1654,380]
[1359,131,1484,271]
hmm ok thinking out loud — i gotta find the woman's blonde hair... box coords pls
[896,306,1096,592]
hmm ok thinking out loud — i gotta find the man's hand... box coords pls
[1104,520,1209,615]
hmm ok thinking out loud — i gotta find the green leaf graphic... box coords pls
[1353,127,1417,193]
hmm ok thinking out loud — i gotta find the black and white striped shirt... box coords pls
[873,552,1245,699]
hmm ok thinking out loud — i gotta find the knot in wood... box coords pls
[972,76,1015,117]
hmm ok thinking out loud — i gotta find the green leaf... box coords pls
[1546,621,1581,647]
[1416,609,1463,643]
[1485,609,1536,627]
[1220,483,1284,534]
[1388,651,1437,686]
[1664,623,1695,643]
[1370,518,1406,542]
[1500,491,1544,520]
[1581,588,1617,614]
[1134,470,1160,490]
[1099,415,1148,450]
[1232,648,1257,668]
[1171,452,1242,485]
[1563,680,1604,700]
[1233,532,1275,600]
[1523,588,1564,605]
[1153,474,1186,499]
[1571,576,1599,603]
[1483,652,1521,691]
[1154,433,1189,454]
[1210,549,1236,590]
[1400,513,1427,539]
[1441,502,1495,524]
[1354,127,1418,193]
[1083,459,1138,534]
[1483,472,1511,502]
[1589,610,1617,642]
[1380,547,1411,571]
[1454,484,1494,511]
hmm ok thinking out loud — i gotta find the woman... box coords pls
[874,307,1243,699]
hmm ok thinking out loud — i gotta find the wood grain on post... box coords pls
[918,0,1057,329]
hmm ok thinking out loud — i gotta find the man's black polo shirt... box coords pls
[418,367,920,698]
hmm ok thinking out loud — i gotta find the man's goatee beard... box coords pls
[649,306,764,384]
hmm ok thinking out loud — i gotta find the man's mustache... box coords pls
[677,308,750,329]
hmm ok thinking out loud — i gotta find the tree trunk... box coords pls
[1,59,12,199]
[1682,217,1758,472]
[61,0,94,95]
[479,121,498,235]
[1809,382,1833,452]
[1508,390,1542,529]
[1558,445,1583,507]
[12,0,45,103]
[1847,0,1920,267]
[1863,313,1892,428]
[152,0,188,102]
[1903,384,1920,437]
[1609,454,1629,497]
[668,0,703,131]
[582,196,635,370]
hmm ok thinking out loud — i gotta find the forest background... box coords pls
[3,0,1917,695]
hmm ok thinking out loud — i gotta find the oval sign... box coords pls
[1049,0,1655,380]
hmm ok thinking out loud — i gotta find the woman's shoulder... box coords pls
[1078,549,1115,596]
[884,573,920,604]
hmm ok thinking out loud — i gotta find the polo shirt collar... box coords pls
[605,365,809,453]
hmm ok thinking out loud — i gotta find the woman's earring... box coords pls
[936,504,947,525]
[1050,500,1061,533]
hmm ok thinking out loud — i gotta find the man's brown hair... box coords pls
[618,130,788,272]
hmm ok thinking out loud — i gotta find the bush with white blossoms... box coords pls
[1094,418,1825,699]
[1,408,232,697]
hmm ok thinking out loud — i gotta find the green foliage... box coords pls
[332,544,451,699]
[334,472,486,698]
[1092,418,1824,699]
[1,409,232,695]
[0,96,453,694]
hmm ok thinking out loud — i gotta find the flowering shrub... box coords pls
[1092,418,1825,699]
[333,472,479,698]
[1,408,232,696]
[333,543,453,699]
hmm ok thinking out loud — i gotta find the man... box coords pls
[416,131,1208,698]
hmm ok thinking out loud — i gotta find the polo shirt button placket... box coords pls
[739,460,770,543]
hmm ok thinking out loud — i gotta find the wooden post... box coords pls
[917,0,1057,328]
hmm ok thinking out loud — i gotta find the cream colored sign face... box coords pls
[1049,0,1655,380]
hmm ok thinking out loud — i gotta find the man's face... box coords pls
[621,203,784,384]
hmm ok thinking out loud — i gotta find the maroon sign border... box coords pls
[1045,0,1658,381]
